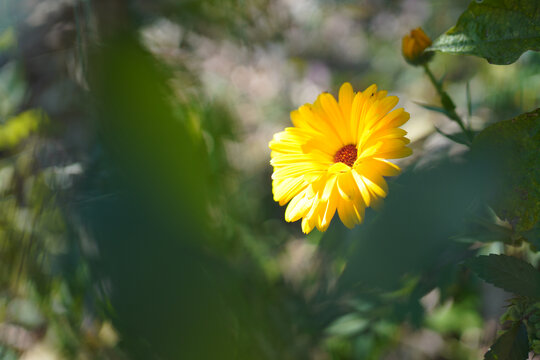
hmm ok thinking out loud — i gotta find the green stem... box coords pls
[423,63,442,93]
[422,64,474,145]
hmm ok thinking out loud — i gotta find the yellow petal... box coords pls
[336,171,359,201]
[328,162,351,174]
[376,90,388,100]
[321,174,338,202]
[290,109,314,131]
[302,136,341,157]
[318,186,338,231]
[337,198,365,228]
[350,84,377,143]
[285,192,311,222]
[356,161,395,185]
[361,128,408,150]
[319,92,352,144]
[370,159,401,177]
[359,85,378,123]
[301,215,316,234]
[375,139,413,159]
[272,164,327,180]
[358,141,383,160]
[361,173,388,198]
[303,198,325,233]
[351,170,371,207]
[378,108,410,130]
[362,96,399,134]
[338,82,354,122]
[273,177,304,203]
[298,104,341,142]
[305,176,327,199]
[270,153,311,166]
[269,141,300,154]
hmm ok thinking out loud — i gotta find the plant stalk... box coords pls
[423,64,474,145]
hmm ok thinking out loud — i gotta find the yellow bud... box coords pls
[402,27,434,66]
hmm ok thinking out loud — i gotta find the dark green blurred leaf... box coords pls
[523,225,540,250]
[88,35,210,231]
[338,157,494,293]
[473,108,540,232]
[485,322,529,360]
[465,254,540,298]
[83,34,306,360]
[431,0,540,64]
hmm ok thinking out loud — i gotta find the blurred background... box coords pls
[0,0,539,359]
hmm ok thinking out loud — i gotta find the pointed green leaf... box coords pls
[434,127,471,146]
[457,214,514,244]
[465,255,540,298]
[431,0,540,64]
[414,102,452,117]
[485,322,529,360]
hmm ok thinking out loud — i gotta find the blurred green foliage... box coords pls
[0,0,538,359]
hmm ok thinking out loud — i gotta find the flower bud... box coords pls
[402,27,434,66]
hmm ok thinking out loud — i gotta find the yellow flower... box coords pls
[402,27,433,65]
[269,83,412,234]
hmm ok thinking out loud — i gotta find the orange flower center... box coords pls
[333,144,357,167]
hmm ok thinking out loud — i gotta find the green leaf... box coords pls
[472,108,540,232]
[465,254,540,298]
[414,102,452,117]
[434,127,471,146]
[456,214,514,244]
[325,313,369,337]
[485,322,529,360]
[440,93,456,111]
[430,0,540,64]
